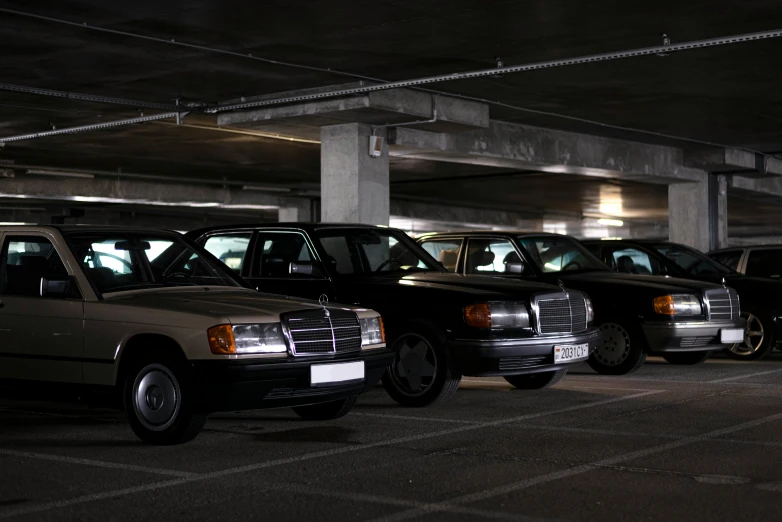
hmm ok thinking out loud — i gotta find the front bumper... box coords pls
[449,327,602,377]
[643,319,746,353]
[190,349,394,413]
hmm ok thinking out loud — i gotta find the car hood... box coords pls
[552,271,723,293]
[701,273,782,296]
[102,287,372,324]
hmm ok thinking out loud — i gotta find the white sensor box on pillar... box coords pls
[369,135,384,158]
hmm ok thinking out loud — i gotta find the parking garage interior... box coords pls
[1,2,782,521]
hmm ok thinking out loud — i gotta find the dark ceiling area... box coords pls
[1,0,782,227]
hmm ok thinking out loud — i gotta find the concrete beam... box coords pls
[731,174,782,199]
[390,198,543,230]
[684,148,782,177]
[388,121,706,184]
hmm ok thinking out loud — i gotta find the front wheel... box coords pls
[662,351,712,365]
[727,311,774,361]
[504,369,567,389]
[293,396,358,421]
[382,331,461,407]
[124,355,206,445]
[588,321,647,375]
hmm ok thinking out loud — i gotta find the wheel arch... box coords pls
[115,333,189,391]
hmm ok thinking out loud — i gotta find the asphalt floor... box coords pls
[1,353,781,522]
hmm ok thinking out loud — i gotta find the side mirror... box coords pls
[505,262,525,274]
[289,262,324,277]
[40,275,75,298]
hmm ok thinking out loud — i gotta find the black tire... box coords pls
[726,311,775,361]
[504,369,567,389]
[588,321,647,375]
[123,352,207,445]
[292,395,358,421]
[662,351,712,365]
[382,329,462,407]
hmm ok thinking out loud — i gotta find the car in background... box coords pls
[417,231,745,375]
[583,239,782,361]
[0,226,392,444]
[709,246,782,280]
[189,224,602,407]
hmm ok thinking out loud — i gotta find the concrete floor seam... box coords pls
[706,368,782,383]
[0,390,663,520]
[364,412,782,522]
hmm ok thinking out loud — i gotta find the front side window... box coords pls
[203,233,252,273]
[314,228,440,276]
[710,250,742,272]
[744,249,782,278]
[0,236,70,297]
[419,239,463,272]
[66,232,245,294]
[519,236,609,274]
[465,239,521,274]
[651,243,731,277]
[250,232,323,278]
[610,247,665,275]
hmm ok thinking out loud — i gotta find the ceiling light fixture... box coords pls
[241,185,291,193]
[597,218,624,227]
[27,169,94,179]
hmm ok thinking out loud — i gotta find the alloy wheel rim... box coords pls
[389,334,438,396]
[595,323,631,366]
[132,363,181,431]
[730,313,765,355]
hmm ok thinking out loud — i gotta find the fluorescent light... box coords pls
[601,237,623,240]
[0,222,36,225]
[27,169,94,179]
[597,218,623,227]
[242,185,291,193]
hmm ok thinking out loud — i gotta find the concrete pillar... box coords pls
[668,172,727,251]
[320,123,389,225]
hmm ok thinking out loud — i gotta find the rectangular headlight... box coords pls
[232,323,287,354]
[360,316,385,346]
[585,297,595,324]
[653,295,702,316]
[465,302,530,328]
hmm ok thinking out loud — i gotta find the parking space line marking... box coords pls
[351,412,478,424]
[565,376,779,387]
[0,390,662,520]
[461,378,654,393]
[0,449,198,478]
[365,412,782,522]
[707,368,782,383]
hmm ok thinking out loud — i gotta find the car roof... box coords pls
[187,222,404,237]
[416,231,568,239]
[0,224,182,235]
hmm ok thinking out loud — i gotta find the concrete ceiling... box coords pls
[1,0,782,230]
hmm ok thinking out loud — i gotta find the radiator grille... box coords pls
[705,288,740,321]
[498,355,550,371]
[680,336,717,348]
[535,292,589,335]
[283,309,362,356]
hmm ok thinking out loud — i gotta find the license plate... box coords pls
[720,328,744,343]
[554,343,590,363]
[310,361,365,386]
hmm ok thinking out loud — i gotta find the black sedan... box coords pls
[187,224,602,407]
[583,239,782,360]
[417,232,746,374]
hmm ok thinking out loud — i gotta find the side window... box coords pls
[251,233,322,278]
[420,239,463,272]
[584,243,603,261]
[710,250,742,272]
[744,249,782,278]
[1,236,69,297]
[610,248,662,275]
[202,233,252,273]
[466,239,522,274]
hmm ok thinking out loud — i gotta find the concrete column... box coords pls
[669,172,727,252]
[320,123,389,225]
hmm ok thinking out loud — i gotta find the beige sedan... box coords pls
[0,226,392,444]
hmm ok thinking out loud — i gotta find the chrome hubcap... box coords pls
[730,313,765,355]
[595,323,631,366]
[132,364,180,431]
[390,334,437,396]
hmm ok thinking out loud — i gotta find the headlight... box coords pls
[207,323,287,354]
[585,297,595,324]
[653,295,702,316]
[464,302,530,329]
[359,316,386,346]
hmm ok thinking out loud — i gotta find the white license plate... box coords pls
[554,343,590,363]
[720,328,744,343]
[310,361,365,386]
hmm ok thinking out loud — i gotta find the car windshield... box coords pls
[650,243,733,276]
[313,228,442,276]
[519,236,609,274]
[65,231,247,294]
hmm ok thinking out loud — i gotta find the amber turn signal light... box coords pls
[465,303,492,328]
[208,324,236,354]
[379,317,386,343]
[653,295,676,315]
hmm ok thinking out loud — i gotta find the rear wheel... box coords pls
[124,354,206,445]
[727,311,774,361]
[382,331,461,407]
[504,369,567,389]
[588,321,647,375]
[662,351,712,365]
[293,396,358,421]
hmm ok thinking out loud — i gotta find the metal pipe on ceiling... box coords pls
[0,83,180,111]
[206,28,782,113]
[0,112,186,143]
